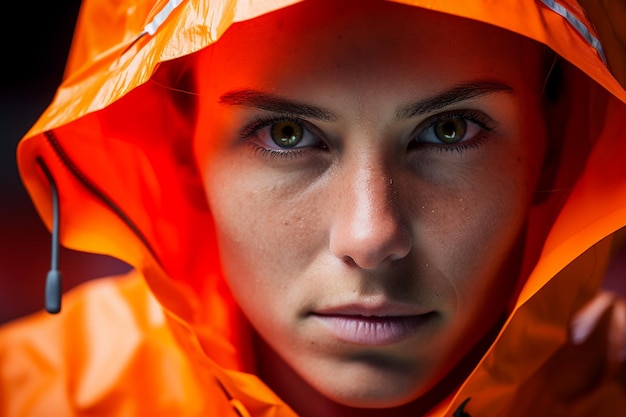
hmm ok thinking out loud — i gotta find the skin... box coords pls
[193,1,549,415]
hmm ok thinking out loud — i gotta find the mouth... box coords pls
[311,304,436,346]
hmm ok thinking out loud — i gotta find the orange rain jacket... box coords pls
[1,0,626,416]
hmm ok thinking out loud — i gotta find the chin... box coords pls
[321,386,422,410]
[310,365,429,409]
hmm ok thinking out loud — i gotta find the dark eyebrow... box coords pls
[219,89,338,122]
[395,81,514,120]
[220,81,513,122]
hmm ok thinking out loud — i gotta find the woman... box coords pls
[1,0,625,416]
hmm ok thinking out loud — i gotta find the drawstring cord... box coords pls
[36,157,62,314]
[38,128,160,315]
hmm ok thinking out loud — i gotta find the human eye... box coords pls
[241,116,326,159]
[413,110,495,150]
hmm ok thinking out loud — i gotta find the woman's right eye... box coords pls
[248,118,325,152]
[270,120,306,148]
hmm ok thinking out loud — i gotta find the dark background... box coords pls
[0,1,130,324]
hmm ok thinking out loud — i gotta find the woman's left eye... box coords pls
[415,111,492,146]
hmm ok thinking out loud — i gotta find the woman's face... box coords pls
[194,0,548,409]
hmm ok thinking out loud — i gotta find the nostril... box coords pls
[342,255,357,267]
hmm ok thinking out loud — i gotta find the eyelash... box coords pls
[240,110,495,160]
[254,146,308,161]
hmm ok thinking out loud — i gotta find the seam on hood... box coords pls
[43,129,159,262]
[144,0,185,36]
[540,0,607,64]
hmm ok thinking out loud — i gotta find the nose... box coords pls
[329,155,412,269]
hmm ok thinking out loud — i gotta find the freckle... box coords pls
[284,221,289,226]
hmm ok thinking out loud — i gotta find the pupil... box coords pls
[282,126,294,138]
[435,118,466,144]
[442,121,456,139]
[272,121,303,147]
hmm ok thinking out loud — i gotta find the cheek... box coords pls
[201,159,328,310]
[417,141,542,309]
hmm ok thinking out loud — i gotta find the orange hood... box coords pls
[15,0,626,415]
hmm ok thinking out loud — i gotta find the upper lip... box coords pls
[312,299,431,317]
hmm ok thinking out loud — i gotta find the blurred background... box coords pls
[0,1,131,324]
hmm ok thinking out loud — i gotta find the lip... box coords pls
[311,302,435,346]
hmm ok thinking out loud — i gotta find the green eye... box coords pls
[271,121,304,148]
[434,118,467,144]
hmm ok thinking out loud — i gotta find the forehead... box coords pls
[198,0,542,104]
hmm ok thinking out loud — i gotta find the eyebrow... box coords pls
[219,90,337,122]
[395,81,514,119]
[219,80,514,121]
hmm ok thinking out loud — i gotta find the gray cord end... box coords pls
[45,270,62,314]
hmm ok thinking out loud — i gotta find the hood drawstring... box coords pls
[453,397,472,417]
[36,157,62,314]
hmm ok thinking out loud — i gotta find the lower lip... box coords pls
[312,313,434,346]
